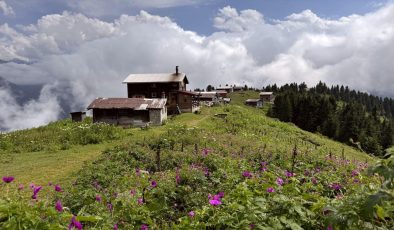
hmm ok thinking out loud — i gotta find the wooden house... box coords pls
[123,66,197,114]
[259,92,274,103]
[245,99,263,108]
[70,111,86,122]
[216,86,233,93]
[87,98,167,127]
[195,92,219,103]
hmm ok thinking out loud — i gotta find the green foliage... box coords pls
[1,101,391,229]
[0,118,125,154]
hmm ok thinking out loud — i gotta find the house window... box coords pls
[152,92,157,98]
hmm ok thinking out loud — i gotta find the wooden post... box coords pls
[291,144,297,174]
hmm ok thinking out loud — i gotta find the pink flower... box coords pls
[48,181,53,186]
[114,224,118,230]
[31,185,42,200]
[140,224,148,230]
[136,168,141,176]
[267,187,275,193]
[130,189,136,196]
[55,200,63,212]
[351,170,359,177]
[327,225,333,230]
[209,199,222,206]
[311,178,317,185]
[68,216,83,230]
[188,211,195,217]
[95,195,102,202]
[242,171,252,178]
[201,148,211,156]
[2,176,14,183]
[330,183,342,191]
[138,197,144,205]
[18,184,24,190]
[285,171,294,177]
[54,184,62,192]
[276,177,284,186]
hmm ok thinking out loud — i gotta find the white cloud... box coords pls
[0,0,14,16]
[1,3,394,131]
[214,6,264,32]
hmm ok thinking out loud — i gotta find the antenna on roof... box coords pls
[176,66,179,75]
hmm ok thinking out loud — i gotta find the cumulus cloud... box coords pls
[214,6,264,32]
[0,3,394,131]
[0,0,14,16]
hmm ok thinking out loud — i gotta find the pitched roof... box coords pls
[87,98,167,110]
[122,73,188,84]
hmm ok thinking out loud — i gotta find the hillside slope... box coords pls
[1,92,392,229]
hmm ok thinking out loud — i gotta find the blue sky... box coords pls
[1,0,394,130]
[1,0,390,34]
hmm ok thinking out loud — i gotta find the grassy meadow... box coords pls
[0,91,392,229]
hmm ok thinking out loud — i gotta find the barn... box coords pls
[87,98,167,127]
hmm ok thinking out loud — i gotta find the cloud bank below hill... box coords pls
[0,3,394,131]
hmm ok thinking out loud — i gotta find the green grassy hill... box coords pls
[0,91,392,229]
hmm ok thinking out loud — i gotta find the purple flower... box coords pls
[55,200,63,212]
[114,224,118,230]
[285,171,294,177]
[2,176,14,183]
[260,161,267,167]
[304,170,310,176]
[242,171,252,178]
[48,181,53,186]
[311,177,317,185]
[18,184,24,190]
[276,177,284,186]
[351,170,359,177]
[327,225,333,230]
[209,199,222,206]
[95,195,102,202]
[54,184,62,192]
[188,211,195,217]
[137,197,144,205]
[260,167,268,172]
[249,223,255,229]
[29,183,35,189]
[107,202,113,212]
[31,186,42,200]
[330,183,342,191]
[151,180,157,188]
[201,148,211,156]
[130,189,136,196]
[136,168,141,176]
[217,191,225,198]
[267,187,275,193]
[141,224,148,230]
[204,168,209,177]
[68,216,83,230]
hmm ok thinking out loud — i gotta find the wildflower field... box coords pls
[0,93,393,229]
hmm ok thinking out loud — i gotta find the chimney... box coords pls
[176,66,179,75]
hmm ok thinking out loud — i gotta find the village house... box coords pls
[195,91,220,104]
[245,99,263,108]
[259,92,275,103]
[123,66,198,114]
[87,98,167,127]
[233,86,244,92]
[216,86,233,93]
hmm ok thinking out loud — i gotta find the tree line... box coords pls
[267,82,394,156]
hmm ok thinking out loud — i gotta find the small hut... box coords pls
[70,111,86,122]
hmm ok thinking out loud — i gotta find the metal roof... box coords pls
[245,99,261,103]
[87,98,167,110]
[259,92,273,95]
[122,73,188,84]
